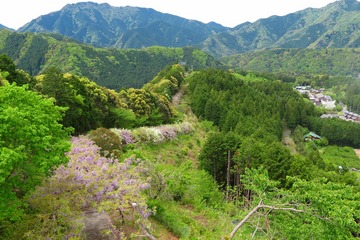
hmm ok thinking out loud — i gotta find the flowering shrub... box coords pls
[111,122,194,146]
[156,125,177,141]
[88,127,122,158]
[119,129,136,144]
[25,136,153,239]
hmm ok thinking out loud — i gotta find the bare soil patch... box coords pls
[354,149,360,158]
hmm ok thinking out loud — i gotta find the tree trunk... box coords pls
[226,150,231,200]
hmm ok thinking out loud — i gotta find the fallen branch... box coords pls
[230,201,305,239]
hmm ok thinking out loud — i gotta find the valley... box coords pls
[0,0,360,239]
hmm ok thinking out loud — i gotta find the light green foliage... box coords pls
[288,177,360,239]
[231,167,360,239]
[0,83,71,221]
[321,145,360,169]
[119,88,155,117]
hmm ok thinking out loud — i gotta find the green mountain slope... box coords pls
[19,2,226,49]
[202,0,360,57]
[0,29,222,89]
[17,0,360,58]
[222,48,360,77]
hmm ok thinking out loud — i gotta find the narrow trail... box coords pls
[83,211,114,240]
[171,88,183,106]
[282,128,297,155]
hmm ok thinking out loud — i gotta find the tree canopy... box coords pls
[0,83,71,221]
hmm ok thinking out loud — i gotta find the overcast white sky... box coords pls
[1,0,339,30]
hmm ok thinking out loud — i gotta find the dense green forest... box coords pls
[0,51,359,239]
[0,29,222,89]
[223,48,360,78]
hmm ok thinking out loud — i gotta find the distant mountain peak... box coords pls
[332,0,360,10]
[17,0,360,57]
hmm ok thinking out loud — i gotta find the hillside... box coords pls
[202,0,360,57]
[16,0,360,58]
[1,52,360,238]
[19,2,226,49]
[222,48,360,77]
[0,29,222,89]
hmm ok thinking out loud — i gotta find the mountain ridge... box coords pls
[10,0,360,57]
[0,29,222,89]
[19,2,226,48]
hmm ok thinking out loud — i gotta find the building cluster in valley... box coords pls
[295,86,336,109]
[295,85,360,123]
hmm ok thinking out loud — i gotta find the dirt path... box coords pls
[172,89,183,105]
[282,128,297,154]
[354,149,360,158]
[83,211,114,240]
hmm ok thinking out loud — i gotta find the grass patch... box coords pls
[320,145,360,169]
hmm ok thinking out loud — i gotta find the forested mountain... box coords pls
[0,29,222,89]
[17,0,360,58]
[202,0,360,57]
[222,48,360,77]
[19,2,226,49]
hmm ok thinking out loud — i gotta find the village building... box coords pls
[295,86,336,109]
[304,132,322,141]
[343,111,360,122]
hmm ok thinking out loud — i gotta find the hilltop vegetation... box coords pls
[0,29,222,89]
[222,48,360,78]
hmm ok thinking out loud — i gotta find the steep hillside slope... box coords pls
[0,29,222,89]
[222,48,360,77]
[202,0,360,57]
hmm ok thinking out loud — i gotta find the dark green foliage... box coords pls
[223,48,360,78]
[16,34,49,75]
[188,69,314,137]
[310,117,360,147]
[0,54,35,86]
[104,107,136,129]
[346,81,360,113]
[38,68,136,134]
[189,69,357,188]
[199,132,240,186]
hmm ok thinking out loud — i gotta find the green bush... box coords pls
[88,127,122,158]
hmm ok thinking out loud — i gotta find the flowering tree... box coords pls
[25,136,153,239]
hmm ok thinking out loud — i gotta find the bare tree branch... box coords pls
[229,201,305,239]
